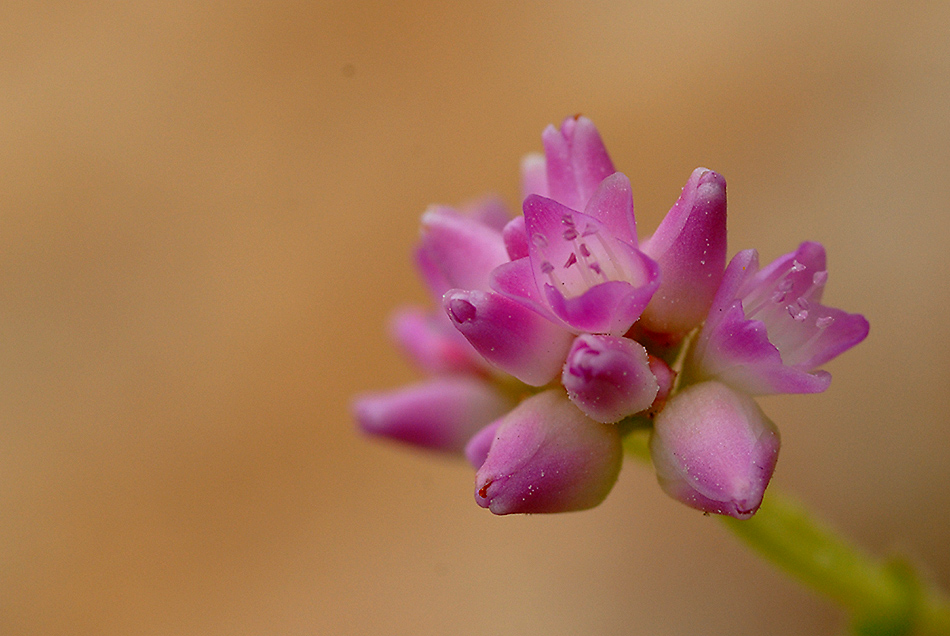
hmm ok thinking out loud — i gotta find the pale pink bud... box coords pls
[354,377,512,454]
[444,289,574,386]
[542,115,616,211]
[389,306,483,375]
[649,381,780,519]
[561,334,658,423]
[640,168,727,337]
[475,390,622,514]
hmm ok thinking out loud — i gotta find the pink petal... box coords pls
[583,172,637,245]
[443,289,574,386]
[418,206,510,294]
[542,115,615,210]
[640,168,728,336]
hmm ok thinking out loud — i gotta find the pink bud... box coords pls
[640,168,727,337]
[542,115,616,211]
[649,381,779,519]
[388,306,483,375]
[416,206,510,297]
[354,377,512,454]
[475,390,622,514]
[444,289,574,386]
[561,334,658,423]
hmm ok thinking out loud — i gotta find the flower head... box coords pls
[354,115,868,521]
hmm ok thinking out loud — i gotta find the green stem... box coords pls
[720,491,950,636]
[621,436,949,634]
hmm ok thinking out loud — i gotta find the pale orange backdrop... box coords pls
[2,2,949,635]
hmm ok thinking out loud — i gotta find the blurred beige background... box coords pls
[2,2,948,635]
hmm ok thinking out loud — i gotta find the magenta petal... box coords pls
[443,289,574,386]
[650,381,780,519]
[562,334,658,423]
[502,215,529,260]
[583,172,637,245]
[542,246,660,335]
[489,257,553,321]
[354,377,512,454]
[542,116,616,210]
[640,168,728,336]
[389,306,483,375]
[790,307,869,370]
[465,419,501,469]
[418,206,510,293]
[474,390,622,514]
[691,301,833,395]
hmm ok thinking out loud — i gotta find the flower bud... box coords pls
[562,334,658,423]
[389,306,483,375]
[354,377,512,454]
[542,115,616,211]
[640,168,727,337]
[444,288,574,386]
[475,390,622,514]
[416,206,509,296]
[649,381,779,519]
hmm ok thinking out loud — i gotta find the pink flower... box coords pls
[353,115,869,522]
[687,242,870,395]
[474,390,622,514]
[491,174,660,336]
[650,381,780,519]
[443,288,574,386]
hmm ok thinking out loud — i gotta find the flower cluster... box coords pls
[354,116,868,519]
